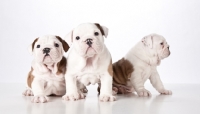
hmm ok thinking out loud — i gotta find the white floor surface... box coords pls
[0,83,200,114]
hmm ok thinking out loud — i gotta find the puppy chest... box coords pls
[77,73,100,86]
[44,80,65,95]
[78,64,101,85]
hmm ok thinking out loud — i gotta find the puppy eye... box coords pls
[55,43,59,47]
[160,42,163,45]
[76,36,80,40]
[36,45,40,48]
[94,32,99,36]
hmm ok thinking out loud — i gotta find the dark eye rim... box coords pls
[36,45,40,48]
[94,32,99,36]
[76,36,80,40]
[160,42,164,45]
[55,43,59,47]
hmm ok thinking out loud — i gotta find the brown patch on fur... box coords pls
[27,67,34,88]
[113,58,134,85]
[55,36,70,52]
[94,23,105,36]
[108,60,113,77]
[112,58,134,94]
[98,58,134,94]
[32,38,38,51]
[56,56,67,75]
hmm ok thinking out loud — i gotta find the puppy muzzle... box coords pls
[86,38,93,47]
[43,48,51,55]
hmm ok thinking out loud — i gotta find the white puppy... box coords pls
[23,35,70,103]
[112,34,172,96]
[62,23,116,102]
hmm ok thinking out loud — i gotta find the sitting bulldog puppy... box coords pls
[23,35,70,103]
[112,34,172,96]
[62,23,116,102]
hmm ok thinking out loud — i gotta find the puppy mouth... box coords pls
[160,52,170,59]
[44,53,50,58]
[45,53,49,56]
[85,47,96,54]
[43,54,53,62]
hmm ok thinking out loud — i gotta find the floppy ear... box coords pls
[142,36,153,49]
[64,30,73,47]
[101,25,108,38]
[94,23,109,38]
[28,38,38,55]
[55,36,70,52]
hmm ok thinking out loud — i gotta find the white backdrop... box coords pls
[0,0,200,83]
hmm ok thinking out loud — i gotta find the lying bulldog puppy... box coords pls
[112,34,172,96]
[62,23,116,102]
[23,35,70,103]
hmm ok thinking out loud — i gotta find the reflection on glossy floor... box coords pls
[0,83,200,114]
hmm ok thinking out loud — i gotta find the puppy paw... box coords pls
[23,89,33,96]
[62,92,85,101]
[160,89,172,95]
[31,95,48,103]
[80,88,88,93]
[112,87,118,95]
[99,94,116,102]
[137,89,151,97]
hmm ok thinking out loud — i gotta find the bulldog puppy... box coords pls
[23,35,70,103]
[112,34,172,96]
[62,23,116,102]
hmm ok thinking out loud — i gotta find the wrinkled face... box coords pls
[30,35,69,64]
[153,36,170,59]
[66,23,108,57]
[142,34,170,60]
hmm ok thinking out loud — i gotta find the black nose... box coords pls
[167,47,169,49]
[43,48,50,54]
[86,38,93,47]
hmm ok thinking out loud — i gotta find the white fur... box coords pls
[62,23,116,102]
[23,35,66,103]
[125,34,172,97]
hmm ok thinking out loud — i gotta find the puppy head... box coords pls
[142,34,170,60]
[29,35,69,64]
[65,23,108,57]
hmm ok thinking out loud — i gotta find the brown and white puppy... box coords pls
[112,34,172,96]
[23,35,70,103]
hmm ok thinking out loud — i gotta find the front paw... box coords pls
[62,92,85,101]
[99,94,116,102]
[159,89,172,95]
[137,89,151,97]
[23,89,33,96]
[31,95,48,103]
